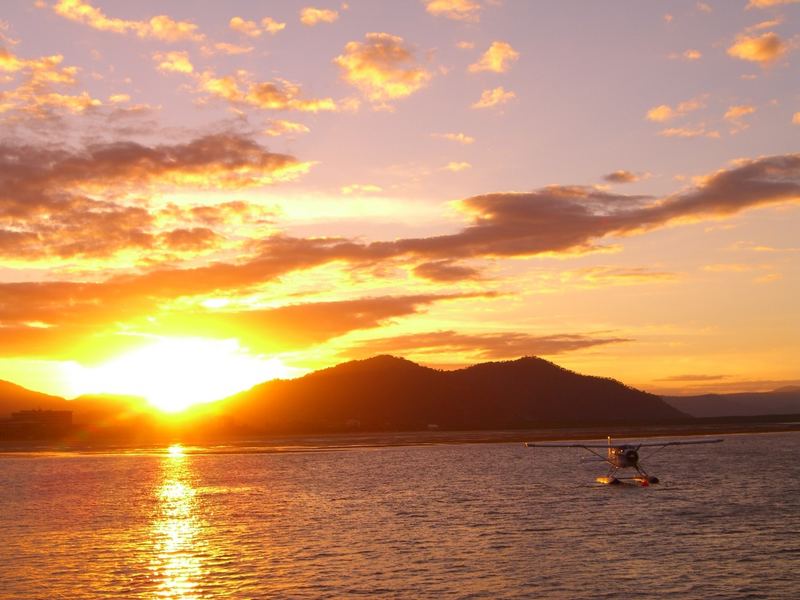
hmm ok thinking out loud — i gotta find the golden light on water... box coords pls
[167,444,185,457]
[150,449,203,599]
[65,337,294,412]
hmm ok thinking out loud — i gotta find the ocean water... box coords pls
[1,432,798,599]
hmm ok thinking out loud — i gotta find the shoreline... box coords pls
[1,418,798,455]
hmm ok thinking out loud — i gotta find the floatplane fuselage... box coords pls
[525,436,723,486]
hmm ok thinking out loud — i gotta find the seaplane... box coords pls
[524,436,723,486]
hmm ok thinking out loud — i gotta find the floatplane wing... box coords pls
[523,437,724,486]
[524,439,724,448]
[632,439,724,447]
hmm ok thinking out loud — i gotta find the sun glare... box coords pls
[68,338,295,412]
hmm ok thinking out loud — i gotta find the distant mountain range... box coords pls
[663,390,800,418]
[3,356,799,440]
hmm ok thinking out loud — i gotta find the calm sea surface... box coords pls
[1,432,798,599]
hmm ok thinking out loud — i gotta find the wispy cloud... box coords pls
[471,86,515,109]
[300,7,339,26]
[53,0,204,42]
[432,132,475,144]
[343,330,630,360]
[423,0,481,22]
[646,96,706,122]
[468,41,519,73]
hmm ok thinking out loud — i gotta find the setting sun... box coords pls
[67,338,296,412]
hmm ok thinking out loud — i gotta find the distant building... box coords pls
[10,410,73,426]
[0,410,73,439]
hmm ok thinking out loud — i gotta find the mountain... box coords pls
[220,355,686,433]
[663,390,800,418]
[0,380,68,416]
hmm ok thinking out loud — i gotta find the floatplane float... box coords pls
[524,436,723,486]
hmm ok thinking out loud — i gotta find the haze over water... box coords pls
[1,432,798,599]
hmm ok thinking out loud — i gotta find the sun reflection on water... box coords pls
[150,447,204,599]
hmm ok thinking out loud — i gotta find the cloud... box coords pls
[0,47,102,119]
[0,134,306,260]
[412,261,481,282]
[0,286,480,359]
[334,33,432,103]
[603,170,646,184]
[444,161,471,172]
[198,70,338,112]
[424,0,482,22]
[153,51,193,74]
[342,330,630,361]
[725,104,756,133]
[264,119,310,137]
[300,7,339,26]
[262,17,287,34]
[727,32,787,65]
[2,152,798,361]
[468,41,519,73]
[669,49,702,61]
[204,42,254,56]
[747,0,799,7]
[568,266,678,286]
[432,132,475,144]
[341,183,383,195]
[471,86,515,109]
[658,125,720,138]
[229,16,285,37]
[53,0,204,42]
[645,96,705,122]
[793,112,800,125]
[229,17,261,37]
[656,374,728,382]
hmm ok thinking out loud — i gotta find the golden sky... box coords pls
[1,0,799,408]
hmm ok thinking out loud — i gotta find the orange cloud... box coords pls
[747,0,799,7]
[727,32,787,65]
[444,161,471,172]
[262,17,287,34]
[468,42,520,73]
[264,119,311,137]
[668,49,702,61]
[199,70,338,112]
[204,42,253,56]
[53,0,204,42]
[424,0,481,22]
[645,96,705,122]
[341,183,383,195]
[0,47,101,117]
[603,170,647,184]
[300,7,339,26]
[432,132,475,144]
[659,125,720,138]
[334,33,432,103]
[229,16,285,37]
[343,330,629,361]
[471,86,515,109]
[153,51,193,74]
[569,266,678,286]
[229,17,261,37]
[413,261,480,282]
[0,134,307,260]
[724,104,756,133]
